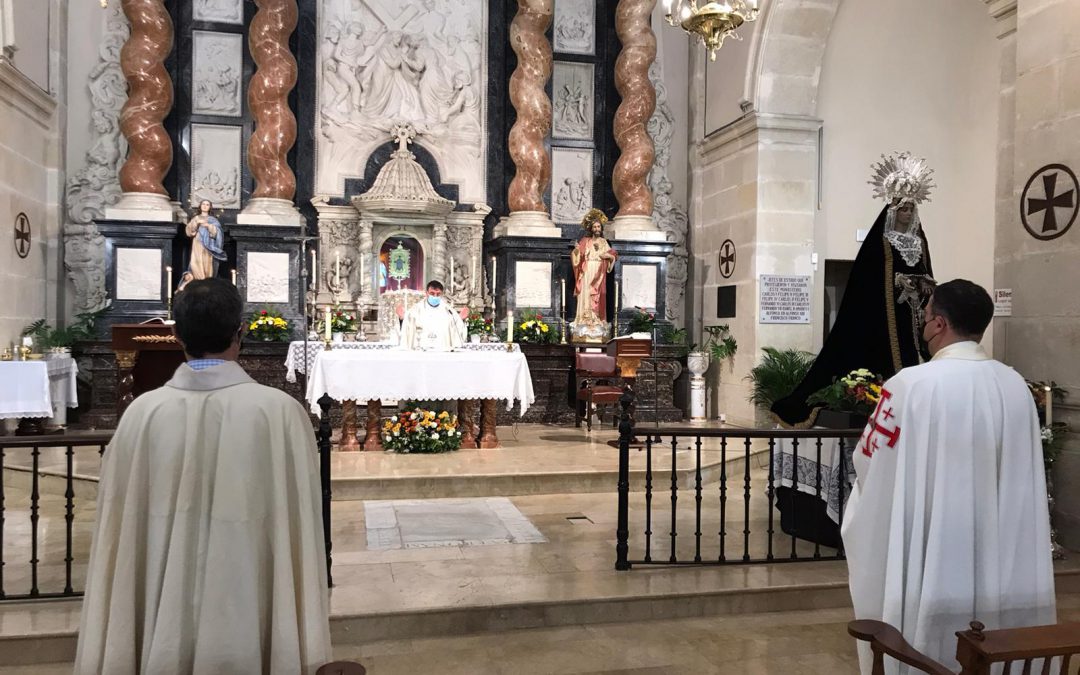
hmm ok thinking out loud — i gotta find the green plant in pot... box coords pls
[703,324,737,361]
[22,306,108,352]
[745,347,815,416]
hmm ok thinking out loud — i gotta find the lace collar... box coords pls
[885,230,923,266]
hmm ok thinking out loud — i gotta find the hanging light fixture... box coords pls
[661,0,760,61]
[100,0,109,7]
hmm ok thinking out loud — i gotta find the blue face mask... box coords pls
[427,295,441,307]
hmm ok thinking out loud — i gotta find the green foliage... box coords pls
[22,307,108,348]
[806,369,884,417]
[704,324,737,361]
[745,347,815,410]
[626,307,656,334]
[661,326,689,354]
[465,312,493,336]
[514,311,558,344]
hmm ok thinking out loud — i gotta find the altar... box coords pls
[306,348,534,451]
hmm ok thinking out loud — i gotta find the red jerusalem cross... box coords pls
[861,389,900,458]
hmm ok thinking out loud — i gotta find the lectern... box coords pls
[605,338,652,447]
[111,323,184,420]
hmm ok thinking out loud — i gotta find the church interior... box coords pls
[0,0,1079,672]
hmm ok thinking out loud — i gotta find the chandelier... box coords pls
[662,1,761,62]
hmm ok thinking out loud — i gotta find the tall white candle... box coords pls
[506,310,513,343]
[614,280,620,319]
[491,256,497,296]
[1045,385,1053,427]
[561,279,566,314]
[335,252,340,286]
[310,249,317,290]
[231,268,237,285]
[324,306,332,342]
[165,266,172,300]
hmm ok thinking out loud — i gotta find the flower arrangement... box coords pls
[465,312,494,337]
[627,307,656,334]
[381,408,463,454]
[806,368,884,417]
[515,311,557,344]
[247,308,290,342]
[326,307,358,333]
[1027,379,1069,470]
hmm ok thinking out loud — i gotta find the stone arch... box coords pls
[750,0,842,116]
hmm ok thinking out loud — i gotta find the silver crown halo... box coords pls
[868,152,935,205]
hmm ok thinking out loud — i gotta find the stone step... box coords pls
[1,568,1076,668]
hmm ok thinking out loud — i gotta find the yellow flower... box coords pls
[870,384,882,395]
[392,423,401,434]
[249,322,257,330]
[540,324,549,332]
[438,411,449,419]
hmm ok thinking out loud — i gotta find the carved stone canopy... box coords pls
[350,123,454,217]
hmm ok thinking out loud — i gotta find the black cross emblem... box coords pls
[13,213,30,259]
[1021,164,1078,241]
[719,239,736,279]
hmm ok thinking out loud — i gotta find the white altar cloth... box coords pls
[0,361,54,419]
[305,350,535,416]
[285,340,521,383]
[45,354,79,425]
[772,434,858,524]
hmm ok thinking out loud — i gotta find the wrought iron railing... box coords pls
[614,398,862,570]
[0,432,111,600]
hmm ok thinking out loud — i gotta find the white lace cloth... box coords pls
[305,350,535,416]
[285,340,521,383]
[0,361,53,419]
[772,434,858,524]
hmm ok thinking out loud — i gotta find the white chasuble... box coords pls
[75,362,332,675]
[400,299,466,351]
[842,341,1056,674]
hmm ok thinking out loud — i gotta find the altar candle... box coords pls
[1045,385,1053,427]
[614,280,620,317]
[491,256,497,296]
[310,249,317,290]
[165,266,172,300]
[335,252,340,286]
[560,279,566,314]
[231,268,237,285]
[324,306,331,342]
[506,310,513,343]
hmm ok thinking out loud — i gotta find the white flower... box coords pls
[432,432,439,439]
[391,415,398,422]
[393,431,400,437]
[384,434,390,441]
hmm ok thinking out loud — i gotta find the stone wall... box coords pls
[0,0,64,346]
[990,0,1080,549]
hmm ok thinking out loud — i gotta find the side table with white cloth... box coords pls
[0,355,79,434]
[305,349,535,451]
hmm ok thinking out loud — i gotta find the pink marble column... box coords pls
[612,0,657,221]
[117,0,174,198]
[247,0,298,204]
[507,0,554,215]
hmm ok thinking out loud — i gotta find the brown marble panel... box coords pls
[507,0,554,213]
[248,0,299,200]
[612,0,657,218]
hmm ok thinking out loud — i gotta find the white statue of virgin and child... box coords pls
[177,199,227,291]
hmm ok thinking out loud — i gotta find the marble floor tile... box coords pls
[364,497,547,550]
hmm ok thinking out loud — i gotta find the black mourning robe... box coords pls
[771,206,934,428]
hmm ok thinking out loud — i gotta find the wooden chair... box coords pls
[316,661,366,675]
[574,352,623,432]
[848,619,1080,674]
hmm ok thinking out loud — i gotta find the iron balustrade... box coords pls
[613,396,863,570]
[0,432,111,600]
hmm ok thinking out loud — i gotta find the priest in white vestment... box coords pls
[842,280,1055,674]
[400,279,467,351]
[75,279,332,675]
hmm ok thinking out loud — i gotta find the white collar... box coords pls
[930,341,991,362]
[166,360,255,391]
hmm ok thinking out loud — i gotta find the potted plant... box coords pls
[514,311,557,344]
[745,347,815,425]
[22,307,107,353]
[805,368,884,429]
[247,308,291,342]
[326,307,357,342]
[465,312,493,343]
[381,408,463,454]
[626,307,656,335]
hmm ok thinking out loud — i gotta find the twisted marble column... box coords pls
[118,0,173,198]
[613,0,657,221]
[507,0,553,214]
[245,0,299,217]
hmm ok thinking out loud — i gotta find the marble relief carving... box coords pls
[192,31,242,116]
[612,0,656,218]
[115,248,162,301]
[194,0,244,25]
[248,0,299,201]
[507,0,553,214]
[553,0,594,55]
[64,4,128,314]
[191,124,242,208]
[551,148,592,224]
[552,61,592,141]
[246,252,291,304]
[317,0,487,202]
[118,0,175,196]
[648,59,688,326]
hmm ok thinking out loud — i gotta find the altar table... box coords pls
[0,355,79,431]
[285,340,520,383]
[305,349,535,450]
